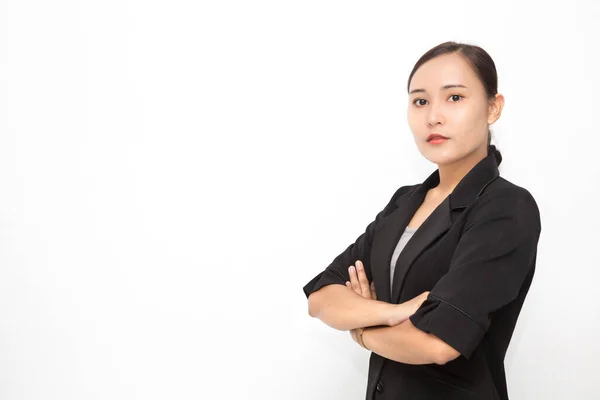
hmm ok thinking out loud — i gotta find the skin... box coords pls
[408,52,504,197]
[346,261,452,365]
[309,52,506,364]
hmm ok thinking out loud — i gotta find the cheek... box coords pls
[464,103,489,125]
[449,107,487,137]
[407,109,427,132]
[449,105,475,124]
[407,109,418,126]
[451,127,487,152]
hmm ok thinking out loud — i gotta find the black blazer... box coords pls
[303,149,541,400]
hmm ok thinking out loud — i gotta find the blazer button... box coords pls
[376,381,384,392]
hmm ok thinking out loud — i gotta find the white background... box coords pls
[1,1,599,399]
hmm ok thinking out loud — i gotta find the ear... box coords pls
[487,93,505,125]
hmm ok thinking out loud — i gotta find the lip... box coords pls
[427,133,449,141]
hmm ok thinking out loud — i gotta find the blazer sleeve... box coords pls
[409,188,542,359]
[302,185,410,299]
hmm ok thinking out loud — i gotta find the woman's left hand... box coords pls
[346,260,376,348]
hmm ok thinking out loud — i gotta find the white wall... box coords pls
[1,0,598,399]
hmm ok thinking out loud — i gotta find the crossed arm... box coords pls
[307,260,461,365]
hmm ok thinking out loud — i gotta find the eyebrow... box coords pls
[409,84,468,95]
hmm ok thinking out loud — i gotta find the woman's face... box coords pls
[407,52,500,165]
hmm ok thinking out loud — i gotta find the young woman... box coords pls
[303,41,542,400]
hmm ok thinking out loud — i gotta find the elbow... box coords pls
[307,289,346,331]
[306,286,349,331]
[432,342,461,365]
[307,285,336,318]
[307,295,316,317]
[307,291,322,318]
[308,302,317,318]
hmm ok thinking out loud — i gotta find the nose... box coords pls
[426,101,444,127]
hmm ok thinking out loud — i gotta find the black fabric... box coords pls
[409,189,541,360]
[302,149,542,400]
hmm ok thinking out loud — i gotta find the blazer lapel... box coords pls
[371,188,428,303]
[390,193,453,303]
[376,150,501,304]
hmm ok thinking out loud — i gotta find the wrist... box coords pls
[380,302,400,326]
[358,328,369,350]
[386,303,411,326]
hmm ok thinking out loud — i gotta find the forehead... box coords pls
[409,53,482,93]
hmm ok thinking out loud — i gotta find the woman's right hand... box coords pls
[388,291,430,326]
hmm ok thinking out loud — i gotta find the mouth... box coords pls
[427,133,449,142]
[427,134,449,145]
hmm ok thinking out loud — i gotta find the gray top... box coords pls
[390,226,418,292]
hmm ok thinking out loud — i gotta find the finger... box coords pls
[348,265,361,294]
[370,281,377,300]
[355,260,372,299]
[419,291,430,305]
[345,281,354,292]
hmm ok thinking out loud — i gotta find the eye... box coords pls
[412,94,464,107]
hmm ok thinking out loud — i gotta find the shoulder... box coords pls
[483,177,539,211]
[464,177,541,233]
[374,184,420,219]
[392,183,420,199]
[379,184,420,207]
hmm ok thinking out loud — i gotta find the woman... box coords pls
[302,41,542,400]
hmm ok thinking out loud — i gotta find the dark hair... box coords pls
[407,41,502,166]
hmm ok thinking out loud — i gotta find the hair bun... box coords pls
[488,144,502,166]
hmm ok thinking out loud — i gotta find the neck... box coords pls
[434,146,488,195]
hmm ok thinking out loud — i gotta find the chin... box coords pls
[418,147,461,166]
